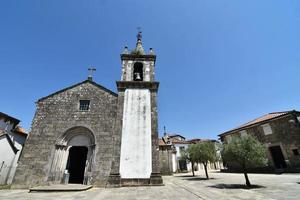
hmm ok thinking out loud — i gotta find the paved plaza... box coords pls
[1,171,299,200]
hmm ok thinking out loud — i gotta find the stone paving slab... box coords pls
[1,172,300,200]
[29,184,93,192]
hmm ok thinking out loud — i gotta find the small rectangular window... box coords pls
[79,100,90,111]
[262,123,272,135]
[292,149,299,156]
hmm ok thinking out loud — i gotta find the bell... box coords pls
[135,72,141,80]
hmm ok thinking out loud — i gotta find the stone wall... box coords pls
[221,113,300,172]
[12,80,118,188]
[159,146,173,175]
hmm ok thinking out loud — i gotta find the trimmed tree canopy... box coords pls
[221,134,268,169]
[221,134,268,186]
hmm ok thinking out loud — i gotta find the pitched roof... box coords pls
[159,138,170,146]
[188,138,202,143]
[219,110,298,137]
[170,138,191,144]
[160,137,191,145]
[0,112,20,125]
[38,79,118,102]
[168,134,185,140]
[14,126,28,137]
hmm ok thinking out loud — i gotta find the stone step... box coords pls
[29,184,93,192]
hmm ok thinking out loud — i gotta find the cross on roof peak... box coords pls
[88,67,96,81]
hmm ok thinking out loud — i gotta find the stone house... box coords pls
[12,33,162,188]
[159,133,222,174]
[218,110,300,172]
[158,138,174,175]
[0,112,27,185]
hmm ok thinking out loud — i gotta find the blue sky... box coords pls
[0,0,299,139]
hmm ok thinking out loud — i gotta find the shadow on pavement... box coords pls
[182,177,216,181]
[207,184,265,189]
[174,175,195,177]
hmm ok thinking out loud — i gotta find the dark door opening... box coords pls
[269,146,287,169]
[179,160,187,171]
[66,146,88,184]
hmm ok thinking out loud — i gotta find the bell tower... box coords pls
[120,31,156,82]
[108,32,163,186]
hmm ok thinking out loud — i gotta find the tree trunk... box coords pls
[203,163,209,179]
[191,161,195,176]
[243,172,251,187]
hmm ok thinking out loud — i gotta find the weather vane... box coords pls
[88,67,96,80]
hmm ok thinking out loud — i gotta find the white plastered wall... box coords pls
[120,89,152,178]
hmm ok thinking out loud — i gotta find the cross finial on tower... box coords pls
[88,67,96,81]
[137,27,142,41]
[132,27,145,55]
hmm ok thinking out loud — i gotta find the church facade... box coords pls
[12,33,163,188]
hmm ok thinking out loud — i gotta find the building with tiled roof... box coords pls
[0,112,28,185]
[219,110,300,172]
[159,133,222,174]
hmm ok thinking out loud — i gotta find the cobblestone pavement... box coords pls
[1,171,299,200]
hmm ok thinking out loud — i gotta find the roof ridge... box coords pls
[235,113,269,128]
[38,79,118,102]
[219,110,299,137]
[268,110,293,114]
[0,112,20,124]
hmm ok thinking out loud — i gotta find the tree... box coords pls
[179,146,197,176]
[180,142,218,179]
[221,134,268,187]
[196,141,218,179]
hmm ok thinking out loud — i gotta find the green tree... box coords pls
[180,142,219,178]
[179,147,196,176]
[221,134,268,187]
[196,141,218,179]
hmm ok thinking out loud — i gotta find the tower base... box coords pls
[121,173,163,187]
[150,172,163,185]
[106,173,121,188]
[107,173,163,187]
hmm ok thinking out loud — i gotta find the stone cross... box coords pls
[88,67,96,80]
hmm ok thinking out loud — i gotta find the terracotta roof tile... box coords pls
[14,126,28,136]
[159,139,166,146]
[219,110,296,136]
[188,138,202,143]
[170,138,191,144]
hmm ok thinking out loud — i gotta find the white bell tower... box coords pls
[109,31,162,186]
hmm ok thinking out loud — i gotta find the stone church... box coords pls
[12,32,163,188]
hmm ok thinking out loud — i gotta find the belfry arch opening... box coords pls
[133,62,143,81]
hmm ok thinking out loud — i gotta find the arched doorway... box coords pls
[48,127,95,185]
